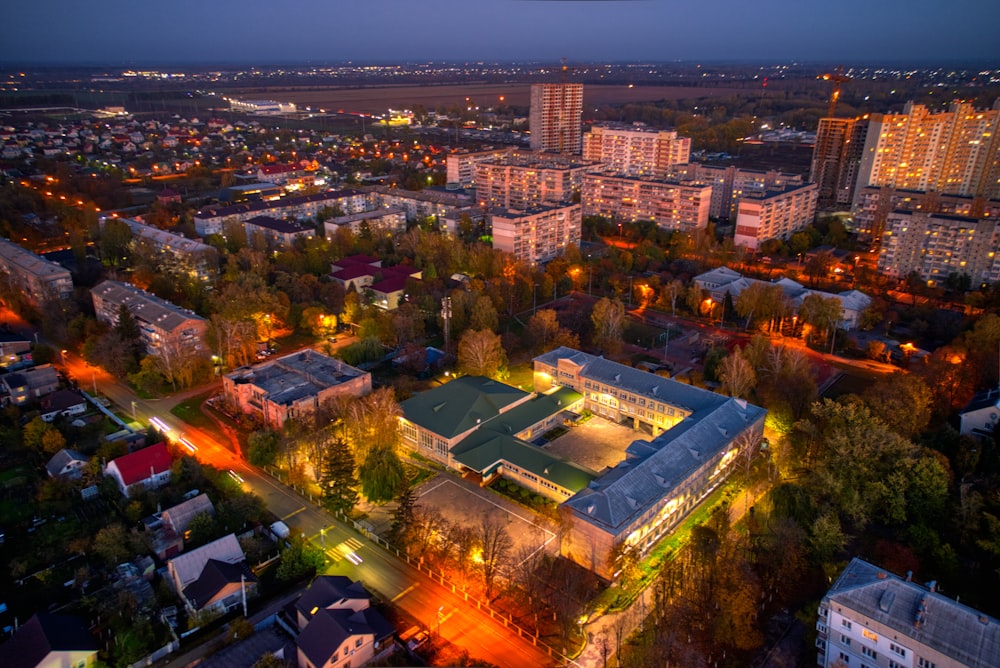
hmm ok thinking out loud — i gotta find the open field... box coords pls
[227,83,749,115]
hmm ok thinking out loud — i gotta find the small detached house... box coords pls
[40,389,88,423]
[959,387,1000,441]
[104,442,173,497]
[167,533,257,616]
[0,612,99,668]
[151,493,216,559]
[46,448,89,481]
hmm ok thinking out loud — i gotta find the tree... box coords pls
[591,297,625,355]
[659,280,684,316]
[734,282,786,331]
[276,534,325,582]
[358,447,406,503]
[93,524,131,566]
[318,436,358,514]
[861,373,933,438]
[797,293,842,348]
[476,515,513,600]
[469,295,499,332]
[389,485,417,548]
[719,351,756,399]
[458,329,508,379]
[247,429,280,467]
[186,512,219,548]
[526,309,579,354]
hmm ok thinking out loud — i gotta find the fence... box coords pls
[128,639,180,668]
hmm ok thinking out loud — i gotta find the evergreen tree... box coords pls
[389,485,417,547]
[319,437,358,514]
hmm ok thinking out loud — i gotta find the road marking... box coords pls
[282,507,306,520]
[391,583,419,602]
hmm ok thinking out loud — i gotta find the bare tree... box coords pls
[476,514,513,600]
[719,353,756,399]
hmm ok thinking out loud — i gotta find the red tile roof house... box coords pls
[104,442,173,497]
[329,255,421,310]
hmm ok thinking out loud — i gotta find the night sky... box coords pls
[3,0,996,65]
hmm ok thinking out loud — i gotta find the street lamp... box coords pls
[131,401,137,420]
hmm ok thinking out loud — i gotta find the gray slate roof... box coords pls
[825,558,1000,668]
[229,350,367,406]
[92,280,205,334]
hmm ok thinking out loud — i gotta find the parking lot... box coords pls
[543,418,637,474]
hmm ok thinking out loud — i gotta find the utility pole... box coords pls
[441,297,452,349]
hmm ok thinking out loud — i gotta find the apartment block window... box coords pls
[841,619,853,630]
[918,659,935,668]
[862,646,877,660]
[841,635,851,646]
[889,661,904,668]
[839,652,850,664]
[890,643,907,658]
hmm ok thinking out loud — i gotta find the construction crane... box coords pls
[819,65,851,117]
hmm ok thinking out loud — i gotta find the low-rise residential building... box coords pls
[0,237,73,307]
[113,217,218,283]
[490,202,582,265]
[151,493,216,560]
[365,185,474,227]
[958,388,1000,442]
[91,280,209,357]
[194,189,367,236]
[104,443,173,497]
[324,208,407,238]
[290,576,395,668]
[40,389,87,422]
[475,151,596,210]
[817,557,1000,668]
[244,215,316,249]
[583,123,691,179]
[732,182,819,250]
[533,348,766,578]
[166,534,257,616]
[1,364,59,405]
[223,349,371,429]
[0,612,99,668]
[45,448,89,480]
[581,172,711,232]
[0,334,33,370]
[330,255,421,309]
[877,210,1000,287]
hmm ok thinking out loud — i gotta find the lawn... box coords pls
[506,363,534,390]
[170,391,217,431]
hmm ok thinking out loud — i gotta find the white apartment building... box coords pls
[667,163,805,220]
[446,147,510,188]
[583,123,690,179]
[490,202,582,265]
[878,210,1000,287]
[475,151,596,210]
[818,558,1000,668]
[91,280,208,356]
[733,183,819,250]
[115,217,218,283]
[529,83,584,154]
[0,237,73,306]
[581,172,711,232]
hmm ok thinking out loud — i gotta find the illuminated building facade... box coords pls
[733,183,819,250]
[810,117,870,207]
[877,209,1000,286]
[113,217,218,283]
[446,148,510,188]
[91,280,209,357]
[529,83,584,153]
[475,152,595,210]
[490,202,582,265]
[581,172,711,232]
[533,348,766,579]
[817,558,1000,668]
[0,237,73,307]
[667,163,805,220]
[582,123,691,179]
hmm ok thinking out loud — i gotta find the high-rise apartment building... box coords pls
[490,203,582,265]
[446,147,511,188]
[529,83,584,154]
[668,163,805,220]
[854,186,1000,240]
[475,151,595,210]
[581,172,711,233]
[582,123,690,179]
[810,117,869,207]
[817,558,1000,668]
[878,209,1000,287]
[733,183,819,250]
[855,100,1000,204]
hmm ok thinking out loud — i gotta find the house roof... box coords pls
[182,559,255,611]
[245,215,314,234]
[825,558,1000,668]
[168,533,245,589]
[225,349,367,407]
[45,448,87,477]
[961,387,1000,415]
[41,389,86,413]
[0,612,98,668]
[400,376,529,439]
[161,493,215,534]
[296,607,394,668]
[108,442,172,487]
[92,280,205,334]
[296,575,372,618]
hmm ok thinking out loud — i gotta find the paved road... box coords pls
[58,351,555,667]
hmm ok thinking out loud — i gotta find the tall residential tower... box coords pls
[529,83,584,154]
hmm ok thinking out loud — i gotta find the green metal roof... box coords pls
[452,432,596,493]
[399,376,528,439]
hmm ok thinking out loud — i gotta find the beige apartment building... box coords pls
[733,182,819,250]
[446,147,510,188]
[529,83,584,153]
[878,209,1000,287]
[667,163,805,220]
[475,151,595,210]
[583,123,691,179]
[490,202,582,264]
[581,172,711,232]
[0,237,73,306]
[116,217,218,283]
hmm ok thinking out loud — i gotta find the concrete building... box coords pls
[223,349,371,429]
[583,123,690,179]
[194,189,367,236]
[475,151,596,210]
[810,117,869,208]
[243,215,316,249]
[446,147,510,188]
[0,237,73,306]
[666,164,805,221]
[324,208,407,238]
[855,101,1000,206]
[228,98,296,115]
[365,185,474,228]
[533,348,766,579]
[877,210,1000,287]
[529,83,584,154]
[0,612,99,668]
[114,217,218,283]
[733,183,819,250]
[91,280,209,357]
[490,202,582,265]
[853,186,1000,244]
[581,172,711,232]
[817,557,1000,668]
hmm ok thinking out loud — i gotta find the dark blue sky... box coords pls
[3,0,996,65]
